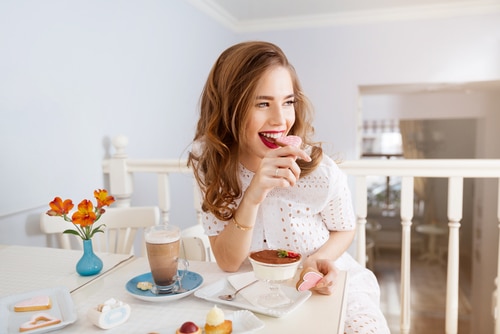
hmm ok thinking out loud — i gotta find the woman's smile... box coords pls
[239,66,296,171]
[259,131,286,149]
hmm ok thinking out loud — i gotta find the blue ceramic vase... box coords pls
[76,239,103,276]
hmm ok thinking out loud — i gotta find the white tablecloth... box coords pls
[70,258,347,333]
[0,246,347,333]
[0,245,133,297]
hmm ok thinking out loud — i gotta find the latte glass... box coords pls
[145,225,188,294]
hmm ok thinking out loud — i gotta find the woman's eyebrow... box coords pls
[256,95,274,100]
[255,94,295,100]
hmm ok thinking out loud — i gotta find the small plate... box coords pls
[125,270,203,302]
[155,309,264,334]
[194,278,311,318]
[0,287,77,334]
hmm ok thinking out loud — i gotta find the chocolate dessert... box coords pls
[250,249,301,265]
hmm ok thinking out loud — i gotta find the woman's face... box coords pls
[239,66,296,171]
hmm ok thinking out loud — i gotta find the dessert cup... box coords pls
[248,250,301,308]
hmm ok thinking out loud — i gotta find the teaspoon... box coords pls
[218,280,259,301]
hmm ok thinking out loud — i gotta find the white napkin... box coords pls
[227,272,290,308]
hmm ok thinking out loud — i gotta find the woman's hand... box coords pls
[245,146,311,205]
[303,258,339,295]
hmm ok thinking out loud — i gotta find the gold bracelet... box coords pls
[232,217,253,231]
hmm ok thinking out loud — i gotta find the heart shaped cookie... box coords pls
[275,135,302,148]
[19,313,61,332]
[296,267,323,291]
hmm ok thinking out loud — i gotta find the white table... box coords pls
[1,246,348,333]
[0,245,134,297]
[71,258,348,333]
[416,224,447,264]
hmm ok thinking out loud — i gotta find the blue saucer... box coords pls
[125,270,203,302]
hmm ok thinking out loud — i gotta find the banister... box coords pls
[340,159,500,177]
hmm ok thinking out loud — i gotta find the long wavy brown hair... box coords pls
[188,41,322,221]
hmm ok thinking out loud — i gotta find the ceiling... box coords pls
[188,0,500,32]
[187,0,500,94]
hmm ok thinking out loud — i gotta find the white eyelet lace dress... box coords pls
[202,154,390,334]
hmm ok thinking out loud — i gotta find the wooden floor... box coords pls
[373,249,472,334]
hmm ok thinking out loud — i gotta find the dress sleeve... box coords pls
[201,211,229,236]
[320,156,356,231]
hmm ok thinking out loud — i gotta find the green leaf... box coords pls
[94,223,106,230]
[277,249,288,258]
[63,229,80,236]
[89,224,106,238]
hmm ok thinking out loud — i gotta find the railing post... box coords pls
[355,176,367,266]
[109,135,133,207]
[446,176,463,334]
[193,180,203,225]
[157,173,170,224]
[400,176,414,334]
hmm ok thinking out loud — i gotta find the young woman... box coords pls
[188,41,389,333]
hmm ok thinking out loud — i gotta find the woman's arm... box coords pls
[302,230,356,295]
[306,230,355,264]
[209,145,311,272]
[208,196,260,272]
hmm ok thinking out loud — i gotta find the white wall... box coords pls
[362,92,489,121]
[0,0,236,245]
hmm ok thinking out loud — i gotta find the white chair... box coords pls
[40,206,160,255]
[102,135,217,262]
[180,224,214,262]
[40,214,76,250]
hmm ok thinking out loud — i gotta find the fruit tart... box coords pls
[176,321,201,334]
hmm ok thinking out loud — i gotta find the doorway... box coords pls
[356,80,500,333]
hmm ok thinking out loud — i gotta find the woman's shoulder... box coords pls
[306,153,349,188]
[317,153,342,173]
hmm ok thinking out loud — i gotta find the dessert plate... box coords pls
[126,270,203,302]
[0,286,77,334]
[194,277,311,318]
[154,309,264,334]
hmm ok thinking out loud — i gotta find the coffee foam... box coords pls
[145,230,180,244]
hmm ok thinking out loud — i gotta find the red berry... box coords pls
[179,321,199,333]
[277,249,300,258]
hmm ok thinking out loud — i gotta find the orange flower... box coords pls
[72,200,97,227]
[94,189,115,208]
[46,189,114,240]
[47,197,74,216]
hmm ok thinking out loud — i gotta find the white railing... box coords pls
[340,159,500,334]
[102,136,500,334]
[102,136,199,225]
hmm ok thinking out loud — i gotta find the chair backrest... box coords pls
[180,224,214,262]
[40,206,160,255]
[40,214,75,250]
